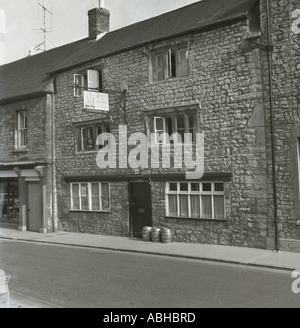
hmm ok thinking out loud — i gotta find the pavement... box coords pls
[1,224,300,308]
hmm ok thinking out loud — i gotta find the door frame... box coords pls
[129,180,153,238]
[26,179,43,232]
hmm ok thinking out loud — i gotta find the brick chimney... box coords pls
[88,7,110,40]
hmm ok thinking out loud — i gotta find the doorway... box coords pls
[130,182,152,238]
[27,182,42,232]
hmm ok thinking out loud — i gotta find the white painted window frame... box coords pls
[165,182,226,220]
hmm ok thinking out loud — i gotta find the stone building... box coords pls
[0,41,85,232]
[1,0,300,251]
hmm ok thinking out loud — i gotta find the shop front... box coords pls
[0,164,48,233]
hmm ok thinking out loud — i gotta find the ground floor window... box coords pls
[166,182,225,220]
[70,182,110,212]
[0,178,19,221]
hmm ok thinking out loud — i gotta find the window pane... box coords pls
[72,196,80,210]
[180,183,188,192]
[72,184,80,210]
[168,194,178,216]
[92,197,100,211]
[20,130,27,147]
[166,117,173,135]
[82,127,95,151]
[177,48,188,77]
[101,183,109,196]
[155,117,165,131]
[171,49,176,77]
[202,195,212,219]
[81,197,89,211]
[101,183,110,211]
[215,183,224,192]
[202,183,212,192]
[214,196,225,219]
[176,116,185,142]
[188,114,196,142]
[190,195,200,218]
[191,183,200,192]
[169,183,177,192]
[179,195,188,217]
[154,53,164,81]
[92,184,99,197]
[72,184,80,197]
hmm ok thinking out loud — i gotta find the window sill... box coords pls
[13,149,28,154]
[70,210,111,214]
[165,216,227,222]
[76,151,99,155]
[150,76,190,85]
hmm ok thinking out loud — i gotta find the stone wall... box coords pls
[260,0,300,250]
[55,15,269,248]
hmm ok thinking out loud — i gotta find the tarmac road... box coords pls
[0,239,299,308]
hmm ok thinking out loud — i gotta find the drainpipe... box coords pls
[51,91,56,232]
[266,0,279,251]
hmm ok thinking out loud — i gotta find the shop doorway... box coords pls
[27,182,42,232]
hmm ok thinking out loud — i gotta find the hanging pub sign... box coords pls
[84,91,109,111]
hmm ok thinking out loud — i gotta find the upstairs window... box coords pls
[151,46,189,82]
[15,111,27,150]
[79,122,110,152]
[153,113,197,144]
[74,69,102,97]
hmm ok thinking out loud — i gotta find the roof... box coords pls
[0,38,87,103]
[0,0,258,102]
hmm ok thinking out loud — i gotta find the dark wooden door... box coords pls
[27,182,42,232]
[130,182,152,238]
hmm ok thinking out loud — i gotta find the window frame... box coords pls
[78,122,111,153]
[151,45,189,83]
[165,182,226,220]
[74,69,103,97]
[15,111,28,150]
[70,182,111,212]
[152,113,197,145]
[74,74,86,97]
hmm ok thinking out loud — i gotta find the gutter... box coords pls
[0,91,49,105]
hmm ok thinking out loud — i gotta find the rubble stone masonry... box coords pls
[54,13,272,249]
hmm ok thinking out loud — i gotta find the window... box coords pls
[166,182,225,220]
[74,69,102,97]
[79,122,110,152]
[152,46,189,82]
[152,114,197,144]
[71,182,110,212]
[15,111,27,150]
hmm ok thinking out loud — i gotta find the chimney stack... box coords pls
[88,6,110,40]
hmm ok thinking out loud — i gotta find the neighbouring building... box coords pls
[1,0,300,252]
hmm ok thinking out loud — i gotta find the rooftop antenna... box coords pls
[33,0,56,52]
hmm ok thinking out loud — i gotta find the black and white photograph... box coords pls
[0,0,300,314]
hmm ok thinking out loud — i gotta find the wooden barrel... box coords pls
[142,226,152,242]
[161,228,173,243]
[151,227,161,242]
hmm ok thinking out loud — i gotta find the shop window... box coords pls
[70,182,110,212]
[0,178,19,222]
[166,182,225,220]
